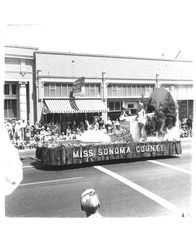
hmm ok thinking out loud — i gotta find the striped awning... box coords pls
[44,99,108,113]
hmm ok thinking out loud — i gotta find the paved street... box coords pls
[5,138,192,217]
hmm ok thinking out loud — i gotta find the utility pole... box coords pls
[156,74,159,88]
[102,71,106,102]
[101,71,108,122]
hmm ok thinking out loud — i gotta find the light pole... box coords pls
[156,73,159,88]
[101,71,108,121]
[102,71,106,102]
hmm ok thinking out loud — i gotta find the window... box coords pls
[4,99,17,118]
[128,103,134,109]
[12,84,17,95]
[44,83,49,96]
[109,102,115,111]
[131,85,136,96]
[4,84,9,95]
[90,84,95,96]
[136,85,141,96]
[108,101,122,111]
[56,84,61,97]
[62,84,68,97]
[115,101,120,110]
[49,83,56,97]
[107,84,112,96]
[112,85,117,96]
[44,83,71,97]
[122,85,126,96]
[4,83,17,95]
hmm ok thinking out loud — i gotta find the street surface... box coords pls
[5,138,192,217]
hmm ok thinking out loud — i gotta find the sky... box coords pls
[3,0,195,60]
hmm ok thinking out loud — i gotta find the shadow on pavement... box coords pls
[32,155,179,171]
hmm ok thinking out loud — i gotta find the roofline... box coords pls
[5,44,39,50]
[38,75,193,82]
[5,54,34,60]
[34,50,193,63]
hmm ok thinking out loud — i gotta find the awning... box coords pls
[44,99,108,113]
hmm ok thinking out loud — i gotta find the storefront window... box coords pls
[109,102,115,111]
[4,99,17,118]
[108,101,122,111]
[115,101,120,110]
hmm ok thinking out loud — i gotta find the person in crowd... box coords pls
[92,116,99,130]
[66,130,73,140]
[66,125,72,135]
[136,102,146,141]
[186,115,192,130]
[59,132,66,140]
[98,116,105,129]
[6,120,13,140]
[21,119,26,141]
[114,118,120,130]
[34,121,41,134]
[51,122,58,134]
[25,121,31,144]
[40,126,48,139]
[119,107,127,121]
[128,110,132,116]
[80,188,102,218]
[34,131,41,142]
[100,124,107,133]
[105,116,112,133]
[72,130,77,139]
[14,120,22,142]
[79,121,85,133]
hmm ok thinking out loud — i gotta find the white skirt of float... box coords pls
[78,129,111,143]
[164,126,180,141]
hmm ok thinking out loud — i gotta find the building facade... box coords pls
[4,45,194,124]
[35,50,194,122]
[4,45,38,123]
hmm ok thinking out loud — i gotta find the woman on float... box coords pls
[136,102,146,142]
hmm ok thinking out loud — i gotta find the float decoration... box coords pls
[36,87,182,168]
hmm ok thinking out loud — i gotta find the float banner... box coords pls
[37,141,182,167]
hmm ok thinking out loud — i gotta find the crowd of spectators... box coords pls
[4,114,193,150]
[4,116,122,150]
[179,116,193,138]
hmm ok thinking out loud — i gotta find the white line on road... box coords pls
[19,176,83,186]
[147,160,191,175]
[94,165,184,216]
[23,165,33,169]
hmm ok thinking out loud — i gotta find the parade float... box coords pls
[36,88,181,168]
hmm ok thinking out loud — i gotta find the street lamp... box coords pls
[156,73,159,88]
[102,71,106,102]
